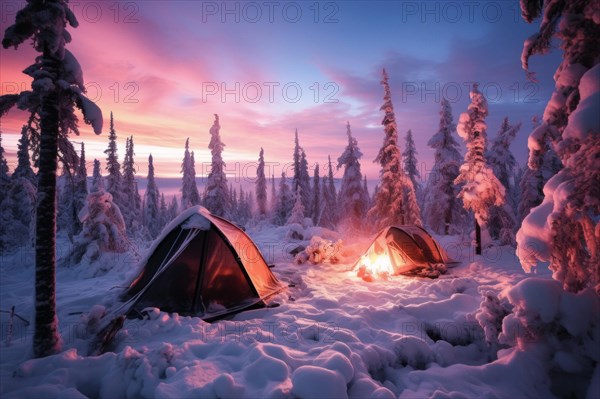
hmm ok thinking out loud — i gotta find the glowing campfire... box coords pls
[355,247,395,282]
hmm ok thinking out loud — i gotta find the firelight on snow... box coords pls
[355,249,394,281]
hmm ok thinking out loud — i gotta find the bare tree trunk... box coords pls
[475,218,482,255]
[33,54,61,358]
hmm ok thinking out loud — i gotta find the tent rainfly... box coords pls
[354,225,451,281]
[121,206,284,320]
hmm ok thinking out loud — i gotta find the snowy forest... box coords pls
[0,1,598,398]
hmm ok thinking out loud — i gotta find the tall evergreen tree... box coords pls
[454,83,505,254]
[91,159,104,193]
[189,151,201,205]
[517,0,600,292]
[362,175,370,211]
[402,177,423,227]
[487,118,521,207]
[143,154,161,239]
[204,114,229,216]
[122,136,142,232]
[256,147,268,217]
[368,68,415,229]
[180,138,200,210]
[1,0,103,357]
[291,129,311,216]
[311,164,321,226]
[270,173,277,217]
[299,149,311,215]
[168,195,179,220]
[13,125,37,185]
[487,117,521,244]
[402,129,421,202]
[337,122,367,227]
[159,193,169,228]
[104,112,124,209]
[236,185,252,226]
[273,172,293,226]
[292,129,302,194]
[423,98,464,234]
[320,155,338,228]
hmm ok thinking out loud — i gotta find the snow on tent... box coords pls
[122,206,283,319]
[89,206,284,354]
[355,225,451,281]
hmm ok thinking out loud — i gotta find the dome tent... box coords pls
[355,225,451,280]
[122,206,284,320]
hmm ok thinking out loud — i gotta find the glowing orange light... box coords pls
[355,250,394,282]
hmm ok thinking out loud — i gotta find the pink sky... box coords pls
[1,1,559,185]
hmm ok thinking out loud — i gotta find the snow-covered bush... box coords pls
[68,191,128,266]
[475,289,512,350]
[497,278,600,398]
[294,236,343,264]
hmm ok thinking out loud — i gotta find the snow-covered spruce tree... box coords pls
[300,149,312,216]
[291,129,302,196]
[256,147,268,217]
[423,98,463,234]
[0,0,102,357]
[517,0,600,292]
[454,83,505,254]
[230,186,238,219]
[236,186,252,226]
[320,155,338,228]
[0,173,36,251]
[486,117,521,245]
[368,68,415,229]
[4,124,38,246]
[311,164,321,226]
[287,186,305,226]
[337,122,367,227]
[180,138,200,210]
[403,129,422,203]
[517,116,563,228]
[362,175,370,212]
[0,0,103,357]
[488,118,520,202]
[69,190,127,265]
[91,159,104,193]
[189,151,201,205]
[402,176,423,227]
[104,112,125,209]
[204,114,229,217]
[159,193,169,229]
[13,124,37,185]
[291,129,311,216]
[270,173,277,216]
[122,136,142,233]
[273,172,293,226]
[168,195,179,221]
[143,154,161,239]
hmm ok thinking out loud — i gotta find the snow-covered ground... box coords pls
[0,227,597,398]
